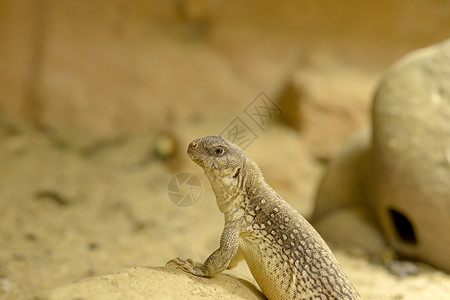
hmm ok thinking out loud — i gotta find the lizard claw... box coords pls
[166,257,204,276]
[166,257,194,269]
[166,257,179,267]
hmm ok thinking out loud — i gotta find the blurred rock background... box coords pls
[1,0,449,134]
[0,1,449,299]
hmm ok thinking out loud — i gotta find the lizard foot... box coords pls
[166,257,206,276]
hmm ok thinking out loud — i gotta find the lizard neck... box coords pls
[205,157,267,214]
[205,170,244,213]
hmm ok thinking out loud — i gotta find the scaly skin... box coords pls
[167,136,360,300]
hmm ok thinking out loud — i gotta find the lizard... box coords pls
[167,136,361,300]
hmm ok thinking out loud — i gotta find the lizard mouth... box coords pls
[189,156,205,168]
[233,168,240,178]
[186,147,201,164]
[188,155,214,175]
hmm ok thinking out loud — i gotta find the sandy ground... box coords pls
[0,114,449,299]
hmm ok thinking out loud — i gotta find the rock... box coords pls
[276,79,304,131]
[275,55,376,159]
[311,129,387,255]
[312,206,387,256]
[371,39,450,271]
[311,129,371,221]
[387,260,421,278]
[40,266,264,300]
[311,39,450,272]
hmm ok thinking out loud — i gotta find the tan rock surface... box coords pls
[311,39,450,272]
[41,266,264,300]
[311,129,388,255]
[372,39,450,271]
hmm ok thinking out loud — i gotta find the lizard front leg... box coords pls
[167,225,239,277]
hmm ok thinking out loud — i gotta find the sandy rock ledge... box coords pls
[39,266,265,300]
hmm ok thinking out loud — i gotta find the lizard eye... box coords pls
[214,147,225,155]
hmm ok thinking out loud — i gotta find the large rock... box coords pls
[311,39,450,272]
[41,266,264,300]
[311,129,387,255]
[371,39,450,271]
[311,129,371,221]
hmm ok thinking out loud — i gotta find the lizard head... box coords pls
[187,135,245,179]
[187,135,264,213]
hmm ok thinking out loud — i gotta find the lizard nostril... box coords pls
[190,141,198,148]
